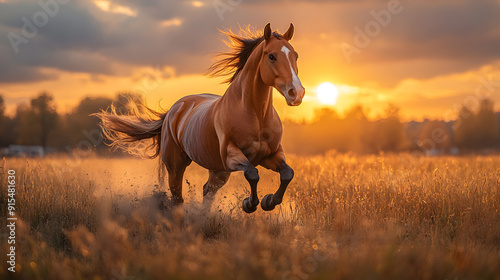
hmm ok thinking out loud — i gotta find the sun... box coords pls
[317,82,339,105]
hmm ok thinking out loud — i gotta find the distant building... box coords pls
[406,120,458,155]
[4,145,45,157]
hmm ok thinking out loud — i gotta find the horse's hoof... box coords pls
[261,194,276,211]
[242,198,258,213]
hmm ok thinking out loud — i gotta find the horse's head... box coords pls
[259,23,305,106]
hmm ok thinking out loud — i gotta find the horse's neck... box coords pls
[222,46,274,121]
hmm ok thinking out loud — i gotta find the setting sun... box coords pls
[317,82,339,105]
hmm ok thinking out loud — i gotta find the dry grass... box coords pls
[1,154,500,279]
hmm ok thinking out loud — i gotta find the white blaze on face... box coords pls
[281,45,302,92]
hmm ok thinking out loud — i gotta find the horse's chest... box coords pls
[242,140,271,157]
[239,133,280,163]
[230,114,282,161]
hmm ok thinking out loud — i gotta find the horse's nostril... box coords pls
[288,88,296,98]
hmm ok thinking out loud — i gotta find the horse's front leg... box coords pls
[224,142,260,213]
[259,146,294,211]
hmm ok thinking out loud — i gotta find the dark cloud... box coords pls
[0,0,499,86]
[0,0,230,83]
[353,0,500,60]
[0,0,115,82]
[333,0,500,84]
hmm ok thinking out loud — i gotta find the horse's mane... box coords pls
[206,27,283,84]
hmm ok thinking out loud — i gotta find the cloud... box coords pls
[0,0,499,88]
[0,0,234,82]
[333,0,500,84]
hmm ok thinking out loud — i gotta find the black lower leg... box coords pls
[261,163,294,211]
[242,166,259,213]
[274,164,294,204]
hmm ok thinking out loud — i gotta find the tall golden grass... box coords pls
[1,154,499,279]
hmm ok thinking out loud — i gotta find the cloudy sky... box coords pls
[1,0,500,121]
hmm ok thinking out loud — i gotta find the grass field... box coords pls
[1,154,500,279]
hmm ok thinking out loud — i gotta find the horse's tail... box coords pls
[94,99,167,159]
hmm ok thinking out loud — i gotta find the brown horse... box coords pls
[97,23,305,213]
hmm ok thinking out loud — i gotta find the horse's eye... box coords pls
[268,54,276,62]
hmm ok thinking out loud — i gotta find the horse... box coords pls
[96,23,305,213]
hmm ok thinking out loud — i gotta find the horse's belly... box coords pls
[171,96,224,170]
[182,124,223,170]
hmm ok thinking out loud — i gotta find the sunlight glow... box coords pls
[317,82,339,105]
[191,1,205,7]
[94,0,137,17]
[160,18,183,27]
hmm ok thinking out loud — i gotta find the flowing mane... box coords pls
[206,28,284,84]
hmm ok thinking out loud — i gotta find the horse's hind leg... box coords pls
[162,137,191,204]
[203,170,231,209]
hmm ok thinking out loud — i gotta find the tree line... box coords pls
[282,99,499,155]
[0,92,142,155]
[0,92,498,156]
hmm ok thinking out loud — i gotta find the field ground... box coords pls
[1,154,500,279]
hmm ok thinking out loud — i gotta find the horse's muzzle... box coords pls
[285,86,305,106]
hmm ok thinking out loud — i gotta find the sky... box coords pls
[1,0,500,121]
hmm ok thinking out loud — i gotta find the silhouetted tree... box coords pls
[380,104,404,151]
[0,96,5,139]
[344,105,369,152]
[455,105,476,149]
[0,95,4,116]
[366,104,404,152]
[476,99,498,147]
[65,96,113,152]
[345,104,368,122]
[14,103,39,146]
[29,92,58,148]
[0,95,12,147]
[455,98,498,150]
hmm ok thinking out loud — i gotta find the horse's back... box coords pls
[165,93,224,170]
[177,93,220,104]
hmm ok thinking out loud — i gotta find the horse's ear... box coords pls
[264,23,272,41]
[283,23,294,41]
